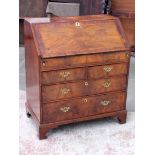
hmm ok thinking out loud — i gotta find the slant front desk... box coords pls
[24,15,130,139]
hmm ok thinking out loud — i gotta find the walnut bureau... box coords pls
[24,15,130,140]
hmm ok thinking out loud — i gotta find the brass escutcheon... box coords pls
[103,66,113,73]
[85,81,88,86]
[83,98,88,103]
[60,88,70,95]
[75,22,81,27]
[101,100,110,106]
[103,80,111,88]
[60,107,70,113]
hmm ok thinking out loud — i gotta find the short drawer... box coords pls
[42,76,127,102]
[41,52,129,70]
[42,92,126,123]
[41,68,86,84]
[88,63,128,79]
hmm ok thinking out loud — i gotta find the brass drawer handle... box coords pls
[60,107,70,113]
[103,66,113,73]
[60,88,70,95]
[101,100,110,106]
[103,80,111,88]
[59,71,71,80]
[83,98,88,103]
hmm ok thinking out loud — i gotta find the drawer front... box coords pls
[42,68,86,84]
[88,63,128,79]
[42,92,126,123]
[42,76,126,102]
[86,52,129,64]
[41,52,129,70]
[88,76,127,95]
[42,81,88,102]
[41,55,86,70]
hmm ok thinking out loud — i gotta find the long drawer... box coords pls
[42,76,127,102]
[41,52,129,70]
[42,92,126,123]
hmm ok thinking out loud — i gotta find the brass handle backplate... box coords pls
[60,107,70,113]
[103,66,113,73]
[101,100,110,106]
[103,80,111,88]
[60,88,70,95]
[59,71,71,80]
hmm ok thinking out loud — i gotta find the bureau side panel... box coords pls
[111,0,135,12]
[24,21,41,122]
[120,18,135,48]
